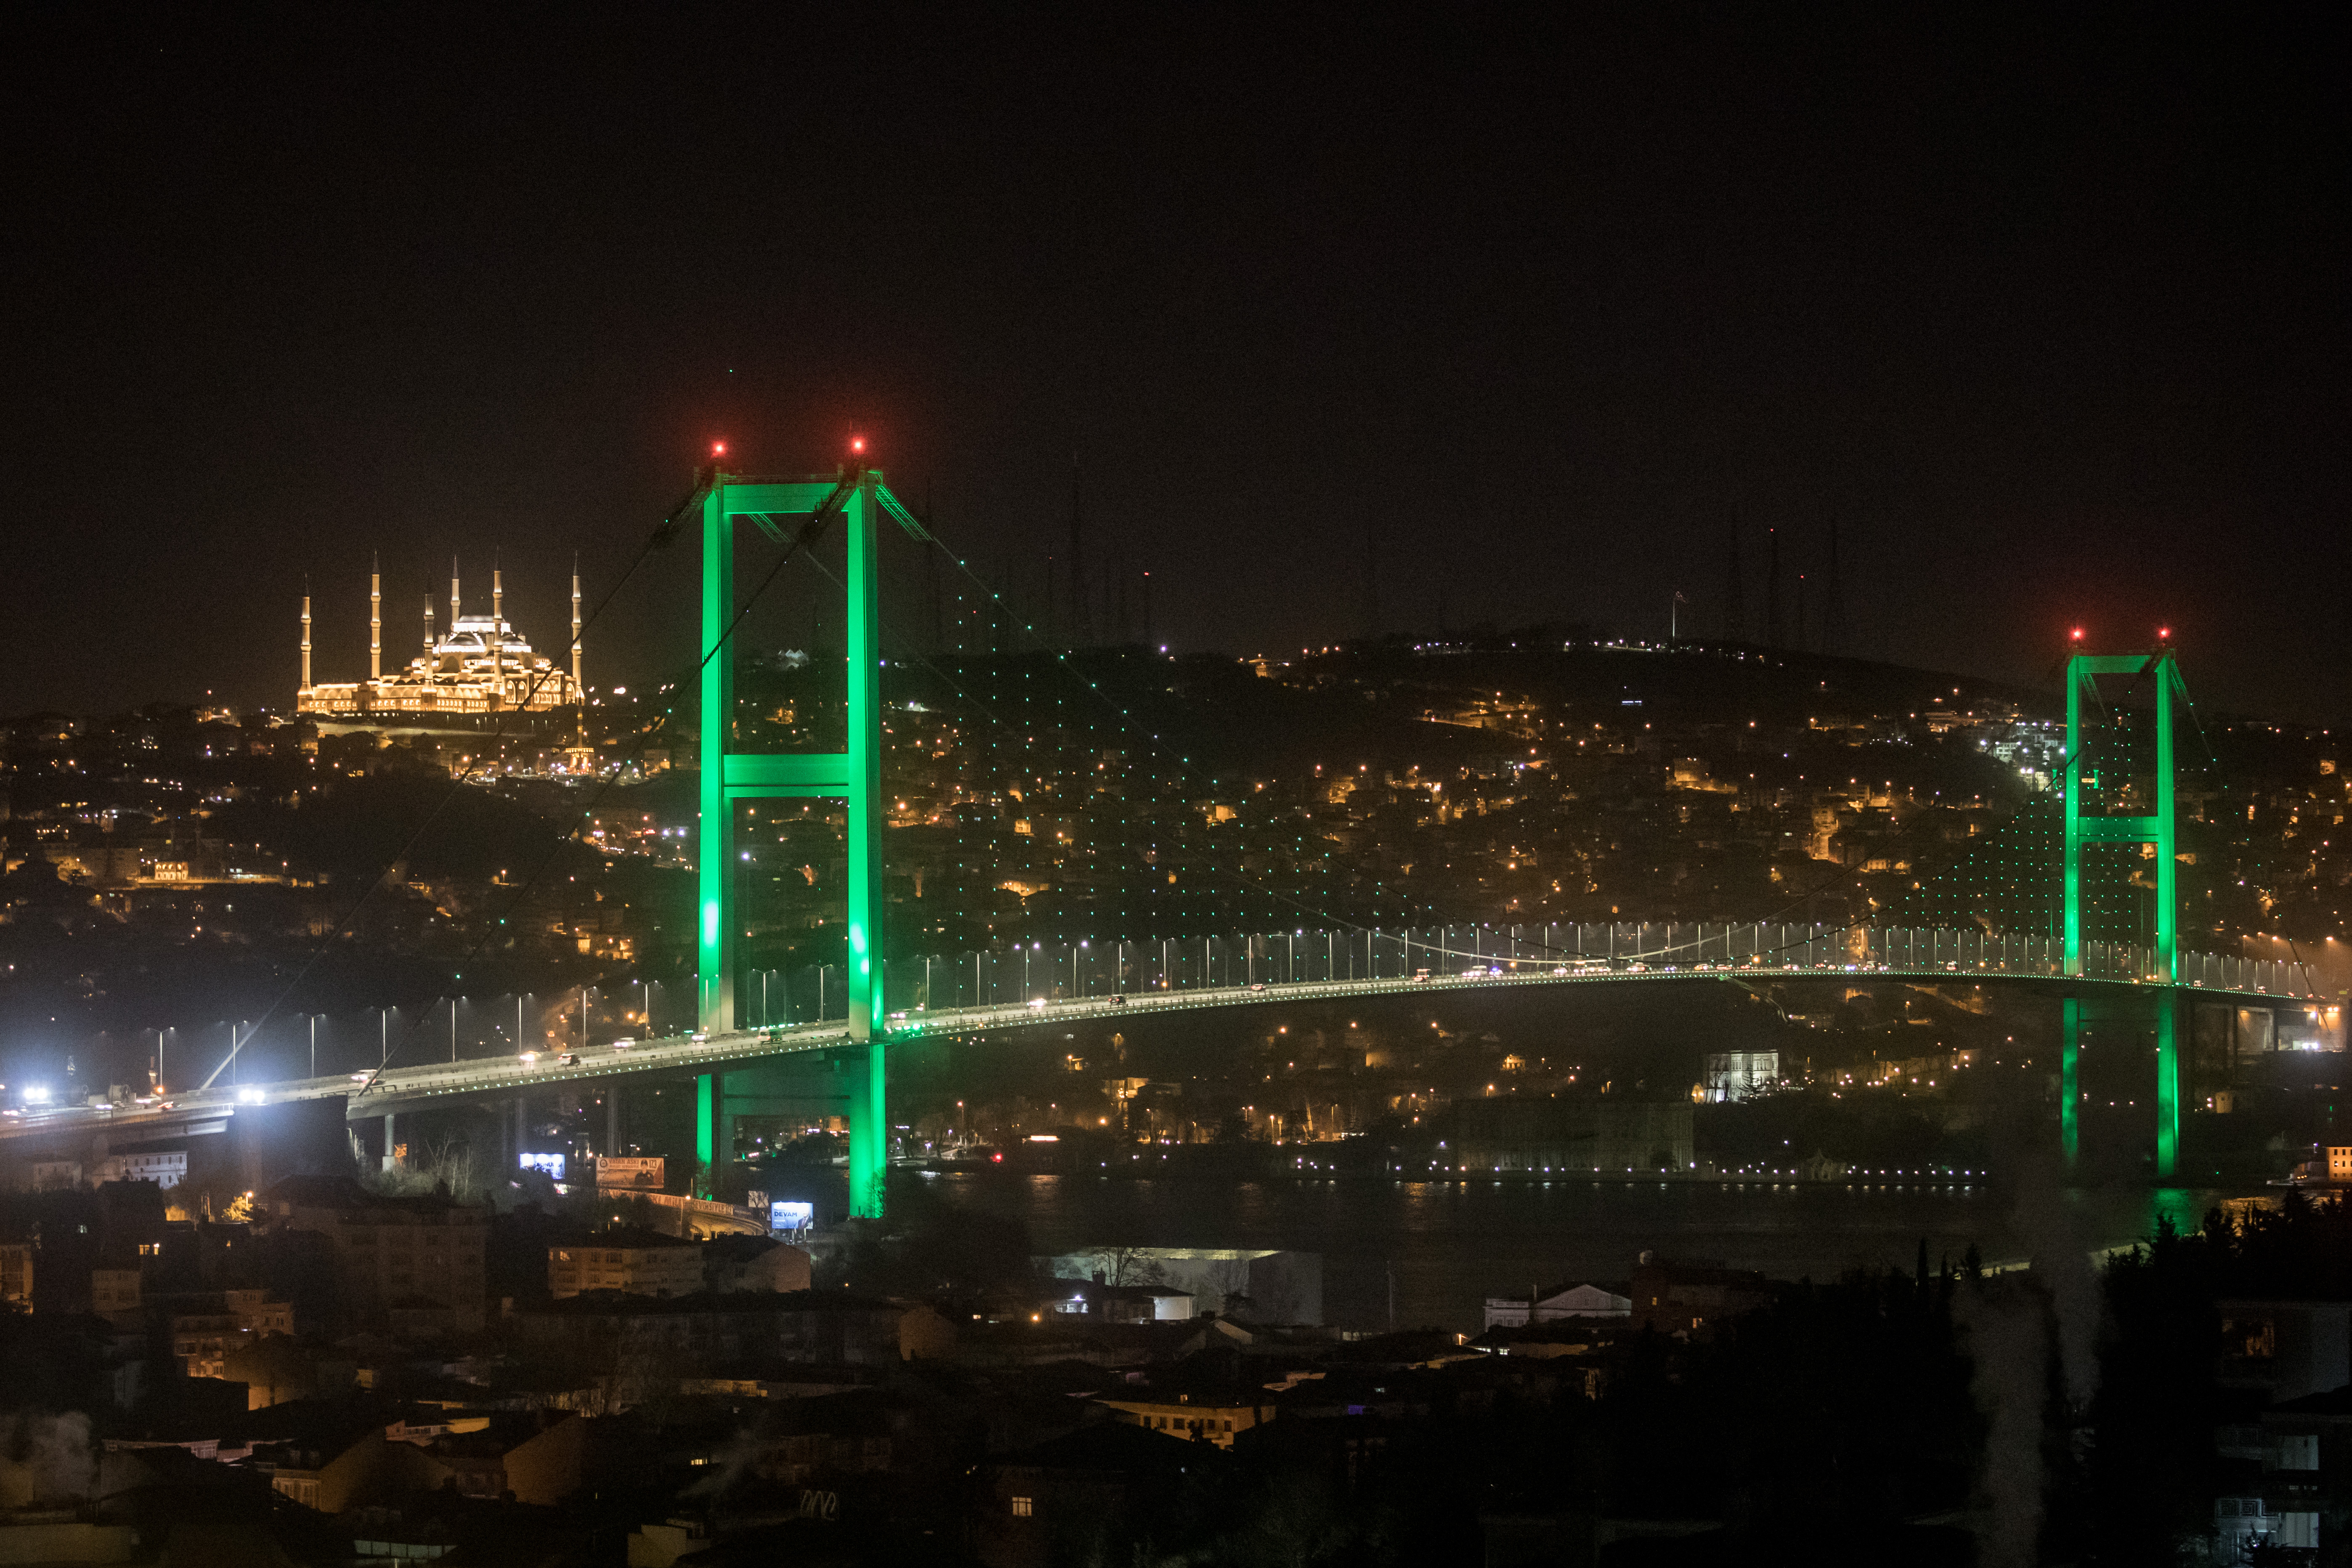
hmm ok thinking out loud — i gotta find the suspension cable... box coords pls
[196,470,719,1091]
[350,484,848,1091]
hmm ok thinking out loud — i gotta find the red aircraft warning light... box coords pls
[2158,626,2171,639]
[849,435,867,455]
[711,441,727,457]
[2070,628,2084,641]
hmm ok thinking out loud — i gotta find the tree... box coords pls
[1088,1245,1167,1287]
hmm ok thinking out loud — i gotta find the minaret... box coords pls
[570,555,583,702]
[300,587,313,692]
[449,558,461,636]
[369,553,382,681]
[422,586,435,661]
[490,560,505,706]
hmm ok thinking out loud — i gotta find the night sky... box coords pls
[3,8,2344,721]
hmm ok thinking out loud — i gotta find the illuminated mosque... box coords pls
[298,559,584,716]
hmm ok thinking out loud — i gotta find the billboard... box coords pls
[597,1155,665,1189]
[770,1200,815,1233]
[518,1151,567,1181]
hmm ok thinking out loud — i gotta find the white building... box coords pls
[1703,1051,1779,1103]
[1038,1248,1322,1324]
[96,1151,187,1189]
[1484,1283,1633,1329]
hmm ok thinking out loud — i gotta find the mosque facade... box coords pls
[297,560,584,716]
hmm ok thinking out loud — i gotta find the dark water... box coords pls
[925,1172,2243,1330]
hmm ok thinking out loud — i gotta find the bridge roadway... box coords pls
[3,951,2312,1144]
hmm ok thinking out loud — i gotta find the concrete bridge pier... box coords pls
[2064,986,2187,1178]
[511,1093,527,1177]
[696,1047,886,1217]
[604,1083,619,1157]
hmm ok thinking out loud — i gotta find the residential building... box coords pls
[260,1432,450,1513]
[248,1403,584,1510]
[1094,1368,1276,1451]
[91,1267,141,1317]
[427,1413,587,1505]
[260,1174,488,1334]
[1629,1255,1773,1338]
[2220,1300,2352,1405]
[700,1235,813,1295]
[747,1392,896,1486]
[1048,1281,1197,1323]
[2,1242,32,1309]
[166,1288,296,1377]
[548,1228,705,1299]
[977,1422,1201,1568]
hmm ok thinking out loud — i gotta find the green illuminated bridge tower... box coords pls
[2060,648,2191,1174]
[692,461,929,1217]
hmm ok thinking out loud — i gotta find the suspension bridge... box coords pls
[3,454,2328,1208]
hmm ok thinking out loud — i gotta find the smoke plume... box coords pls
[0,1412,95,1507]
[1956,1276,2049,1568]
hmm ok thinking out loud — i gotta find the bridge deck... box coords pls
[8,958,2308,1140]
